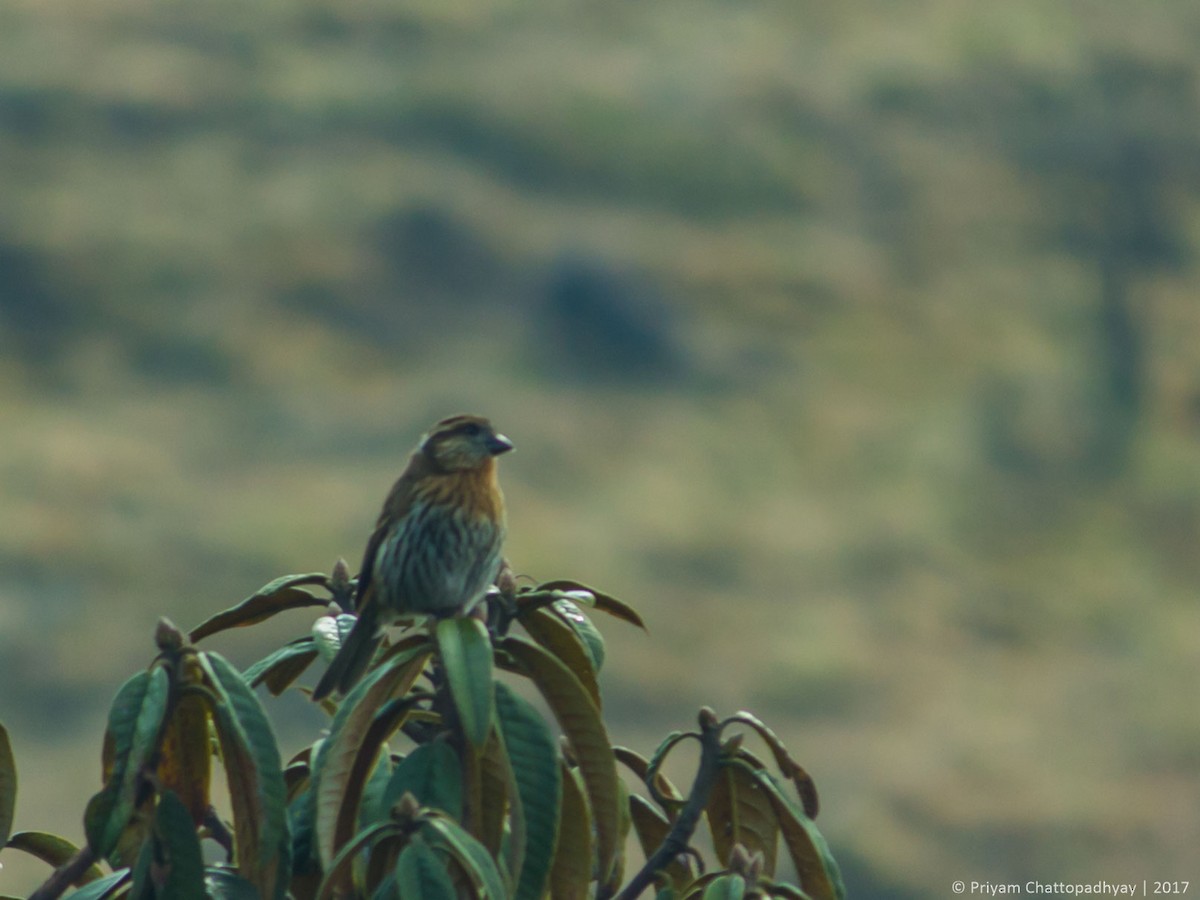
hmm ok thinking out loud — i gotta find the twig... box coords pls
[611,707,725,900]
[203,805,236,859]
[28,845,100,900]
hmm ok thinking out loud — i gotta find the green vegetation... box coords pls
[1,572,843,899]
[2,1,1199,896]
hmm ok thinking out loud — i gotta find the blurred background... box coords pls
[2,0,1199,895]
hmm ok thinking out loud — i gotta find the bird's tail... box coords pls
[312,604,382,700]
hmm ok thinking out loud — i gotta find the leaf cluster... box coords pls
[0,569,844,900]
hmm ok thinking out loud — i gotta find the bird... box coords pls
[313,414,513,699]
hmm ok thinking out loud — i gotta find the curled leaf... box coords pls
[189,574,328,642]
[535,580,646,630]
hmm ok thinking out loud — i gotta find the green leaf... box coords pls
[0,722,15,847]
[189,573,329,642]
[315,820,402,900]
[422,813,507,900]
[742,764,844,900]
[495,682,561,900]
[204,866,262,899]
[287,781,319,878]
[477,727,513,862]
[148,790,207,900]
[243,638,319,695]
[549,763,592,900]
[518,606,602,707]
[312,644,431,871]
[394,834,457,900]
[85,667,171,860]
[359,749,395,830]
[436,617,495,749]
[382,741,462,821]
[3,832,107,883]
[201,652,290,900]
[311,613,359,664]
[707,760,779,875]
[702,873,747,900]
[551,598,607,672]
[534,580,646,630]
[722,712,819,818]
[62,870,130,900]
[500,635,621,886]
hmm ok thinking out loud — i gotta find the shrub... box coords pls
[1,565,844,899]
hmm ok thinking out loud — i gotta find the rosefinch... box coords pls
[313,414,512,699]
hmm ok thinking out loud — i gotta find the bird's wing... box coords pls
[353,456,428,611]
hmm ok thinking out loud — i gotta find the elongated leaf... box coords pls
[201,653,290,900]
[702,873,747,900]
[360,835,408,897]
[382,741,462,820]
[189,574,329,642]
[359,749,395,831]
[313,644,431,871]
[535,580,646,630]
[287,781,319,881]
[495,682,561,900]
[394,834,456,900]
[0,722,14,847]
[501,635,620,885]
[3,832,106,883]
[551,599,606,672]
[435,618,495,748]
[615,746,685,807]
[422,814,507,900]
[204,866,261,899]
[243,639,320,696]
[157,690,212,824]
[62,870,129,900]
[723,712,818,818]
[518,606,601,707]
[147,790,207,900]
[628,795,692,890]
[85,667,171,860]
[549,764,593,900]
[706,760,779,875]
[315,821,402,900]
[742,764,844,900]
[476,728,510,860]
[761,882,812,899]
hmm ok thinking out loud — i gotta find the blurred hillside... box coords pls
[3,1,1200,896]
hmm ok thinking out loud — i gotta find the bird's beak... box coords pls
[486,433,514,456]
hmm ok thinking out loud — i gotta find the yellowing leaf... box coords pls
[706,761,778,875]
[549,763,592,900]
[501,635,620,886]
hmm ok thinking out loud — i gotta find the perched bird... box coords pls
[313,414,513,699]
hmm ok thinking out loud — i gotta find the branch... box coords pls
[612,707,725,900]
[28,845,100,900]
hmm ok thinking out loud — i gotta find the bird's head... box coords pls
[420,414,514,472]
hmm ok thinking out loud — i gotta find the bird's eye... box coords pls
[462,423,482,437]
